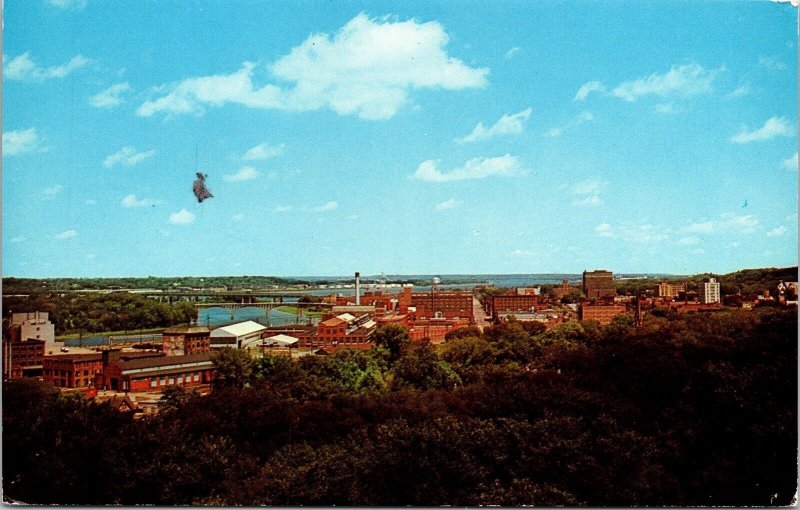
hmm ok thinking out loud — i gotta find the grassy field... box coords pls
[275,306,325,318]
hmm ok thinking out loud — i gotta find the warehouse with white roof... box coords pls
[210,321,267,349]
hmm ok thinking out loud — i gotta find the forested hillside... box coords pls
[4,308,796,506]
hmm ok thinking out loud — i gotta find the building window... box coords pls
[150,378,157,388]
[168,377,175,385]
[160,376,167,385]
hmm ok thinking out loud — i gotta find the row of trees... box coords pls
[2,293,196,335]
[3,307,796,505]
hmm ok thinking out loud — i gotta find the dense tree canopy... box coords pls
[3,307,796,506]
[3,292,197,335]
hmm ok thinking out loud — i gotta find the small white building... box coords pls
[210,321,267,349]
[261,334,299,347]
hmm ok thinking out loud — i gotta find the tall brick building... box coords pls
[410,290,473,320]
[583,270,616,299]
[490,294,538,321]
[162,326,211,356]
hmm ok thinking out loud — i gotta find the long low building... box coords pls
[97,351,215,392]
[210,321,267,349]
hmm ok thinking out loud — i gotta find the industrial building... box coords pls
[162,325,211,356]
[313,313,377,350]
[43,352,104,389]
[405,288,473,320]
[210,321,267,349]
[579,303,627,325]
[3,338,45,380]
[490,293,538,322]
[8,311,56,355]
[97,350,214,392]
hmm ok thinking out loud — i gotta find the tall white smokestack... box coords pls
[355,272,361,305]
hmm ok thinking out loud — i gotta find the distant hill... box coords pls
[614,266,797,295]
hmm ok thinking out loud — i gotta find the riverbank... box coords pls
[56,327,168,341]
[274,306,325,318]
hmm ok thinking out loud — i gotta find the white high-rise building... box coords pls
[699,278,721,304]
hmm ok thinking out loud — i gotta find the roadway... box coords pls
[472,295,490,331]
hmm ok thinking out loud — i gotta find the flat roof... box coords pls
[163,326,211,334]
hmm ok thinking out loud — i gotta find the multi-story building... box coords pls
[490,293,538,321]
[408,317,471,343]
[583,270,616,299]
[579,303,626,325]
[699,278,721,304]
[162,325,211,356]
[656,282,686,298]
[3,338,45,380]
[9,311,56,355]
[43,352,104,388]
[409,289,473,321]
[313,313,377,350]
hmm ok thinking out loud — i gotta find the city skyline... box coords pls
[3,1,798,278]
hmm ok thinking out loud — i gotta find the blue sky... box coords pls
[3,0,797,277]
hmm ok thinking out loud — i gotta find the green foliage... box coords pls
[3,307,796,506]
[210,348,255,389]
[444,325,483,341]
[3,292,197,335]
[390,343,462,391]
[371,324,411,361]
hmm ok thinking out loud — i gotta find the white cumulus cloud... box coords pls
[103,146,156,168]
[767,226,787,237]
[435,199,462,210]
[121,194,158,208]
[137,13,489,120]
[3,127,44,156]
[457,107,532,143]
[4,52,90,82]
[313,201,338,212]
[731,116,793,143]
[685,220,715,234]
[223,166,259,182]
[574,80,605,101]
[242,142,285,160]
[169,209,195,224]
[594,222,668,243]
[55,229,78,240]
[411,154,523,182]
[89,82,130,108]
[612,63,719,102]
[720,212,759,233]
[594,223,613,237]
